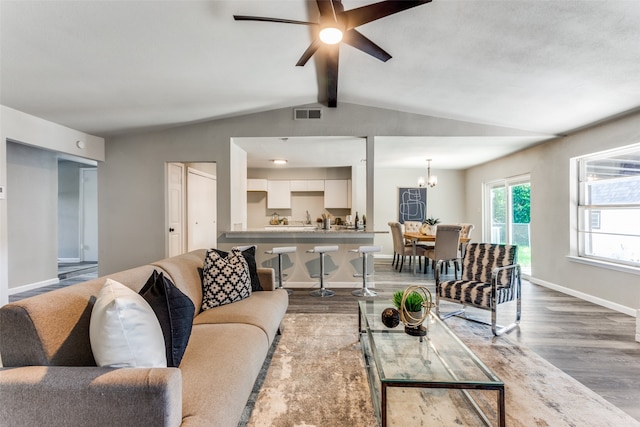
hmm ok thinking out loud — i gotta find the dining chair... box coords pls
[454,223,475,273]
[423,225,462,277]
[389,221,426,273]
[435,243,521,336]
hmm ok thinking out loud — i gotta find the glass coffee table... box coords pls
[358,300,505,427]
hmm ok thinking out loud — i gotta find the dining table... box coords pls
[403,231,471,275]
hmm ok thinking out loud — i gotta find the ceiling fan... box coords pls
[234,0,431,108]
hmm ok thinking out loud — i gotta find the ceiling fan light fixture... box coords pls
[319,25,343,44]
[272,159,288,165]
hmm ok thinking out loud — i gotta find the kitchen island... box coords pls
[218,228,386,290]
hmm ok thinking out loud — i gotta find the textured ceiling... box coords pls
[1,1,639,169]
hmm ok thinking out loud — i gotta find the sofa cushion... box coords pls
[140,270,195,367]
[194,289,289,346]
[90,278,167,368]
[179,323,269,427]
[212,246,263,291]
[201,248,252,311]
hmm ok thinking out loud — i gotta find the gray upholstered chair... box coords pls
[424,224,462,277]
[388,221,426,273]
[435,243,521,336]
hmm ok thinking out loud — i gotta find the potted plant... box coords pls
[392,290,424,320]
[420,216,440,235]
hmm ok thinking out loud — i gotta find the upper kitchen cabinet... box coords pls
[267,180,291,209]
[290,180,325,192]
[324,179,351,208]
[247,178,267,191]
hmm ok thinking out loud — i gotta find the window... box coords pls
[577,144,640,267]
[485,175,531,275]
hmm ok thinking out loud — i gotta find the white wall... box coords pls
[465,110,640,315]
[0,106,105,306]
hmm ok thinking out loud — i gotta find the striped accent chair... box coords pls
[435,243,521,336]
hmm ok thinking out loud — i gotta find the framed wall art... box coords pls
[398,187,426,224]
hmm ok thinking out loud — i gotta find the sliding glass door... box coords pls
[486,176,531,275]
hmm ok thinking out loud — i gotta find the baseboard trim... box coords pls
[9,278,60,295]
[282,281,376,289]
[530,276,636,317]
[58,258,82,264]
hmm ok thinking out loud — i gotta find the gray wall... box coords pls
[0,105,105,305]
[373,167,466,254]
[7,142,58,288]
[465,110,640,314]
[100,102,639,315]
[101,103,528,275]
[58,160,82,259]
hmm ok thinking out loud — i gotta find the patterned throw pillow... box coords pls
[212,246,263,291]
[201,247,251,310]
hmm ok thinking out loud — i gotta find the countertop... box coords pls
[224,228,387,240]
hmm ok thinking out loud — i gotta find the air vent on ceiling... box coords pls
[294,108,322,120]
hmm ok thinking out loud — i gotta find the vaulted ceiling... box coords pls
[1,1,639,168]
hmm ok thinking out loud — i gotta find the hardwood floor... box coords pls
[9,258,640,421]
[288,259,640,422]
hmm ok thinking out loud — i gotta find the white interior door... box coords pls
[80,168,98,262]
[187,168,217,251]
[167,163,185,257]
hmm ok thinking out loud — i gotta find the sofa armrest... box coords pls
[0,366,182,427]
[257,267,276,291]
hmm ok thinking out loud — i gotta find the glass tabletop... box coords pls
[359,300,502,386]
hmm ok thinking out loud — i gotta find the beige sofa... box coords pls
[0,249,289,427]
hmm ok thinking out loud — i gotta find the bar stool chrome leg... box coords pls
[265,246,296,295]
[307,246,338,297]
[350,245,382,297]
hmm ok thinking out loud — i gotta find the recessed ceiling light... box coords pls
[272,159,287,165]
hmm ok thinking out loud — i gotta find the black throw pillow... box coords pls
[139,270,195,367]
[213,246,263,291]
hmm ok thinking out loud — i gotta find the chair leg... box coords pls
[399,256,405,273]
[492,276,522,336]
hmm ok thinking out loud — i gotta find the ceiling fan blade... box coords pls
[342,29,391,62]
[326,45,339,108]
[296,39,321,67]
[316,0,345,18]
[344,0,431,29]
[233,15,316,26]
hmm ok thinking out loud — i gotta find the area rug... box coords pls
[244,313,639,426]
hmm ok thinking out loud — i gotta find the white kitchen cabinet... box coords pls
[247,178,267,191]
[267,180,291,208]
[324,179,350,208]
[307,180,325,191]
[290,180,325,192]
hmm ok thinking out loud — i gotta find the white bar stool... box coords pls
[306,245,339,297]
[349,245,382,297]
[264,246,296,295]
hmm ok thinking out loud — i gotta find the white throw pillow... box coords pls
[90,278,167,368]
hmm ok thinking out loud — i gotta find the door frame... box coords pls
[166,162,186,257]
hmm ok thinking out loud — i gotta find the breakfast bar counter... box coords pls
[218,229,387,290]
